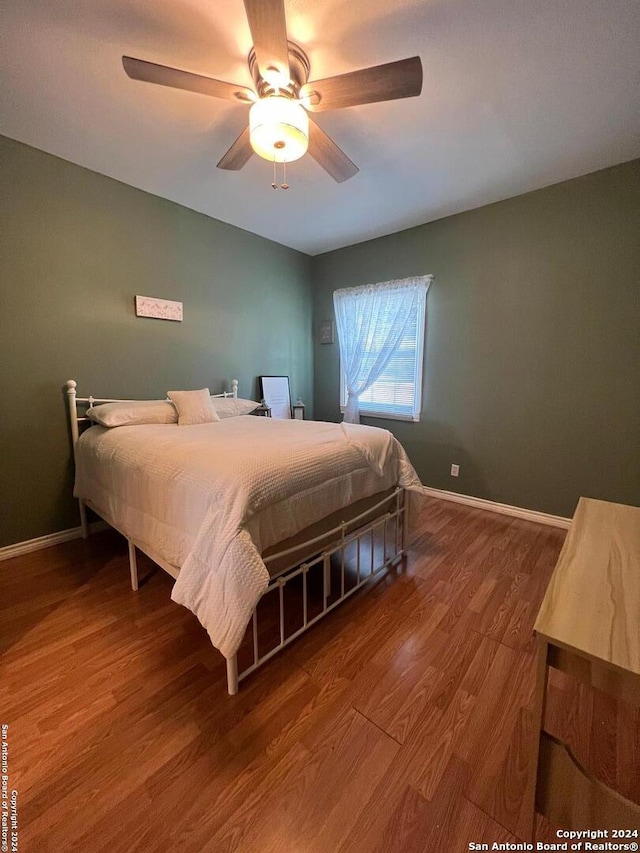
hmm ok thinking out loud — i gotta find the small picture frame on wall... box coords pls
[135,295,183,322]
[319,320,335,344]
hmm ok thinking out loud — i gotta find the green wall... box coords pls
[0,136,313,547]
[312,159,640,518]
[2,138,638,547]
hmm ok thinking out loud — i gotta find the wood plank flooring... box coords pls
[1,498,638,852]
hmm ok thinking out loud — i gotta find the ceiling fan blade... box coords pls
[308,121,358,183]
[301,56,423,112]
[122,56,255,104]
[243,0,290,81]
[217,127,254,171]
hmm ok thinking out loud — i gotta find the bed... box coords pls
[66,379,423,694]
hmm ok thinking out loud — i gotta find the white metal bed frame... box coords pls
[66,379,408,695]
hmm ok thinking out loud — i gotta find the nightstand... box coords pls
[251,404,272,417]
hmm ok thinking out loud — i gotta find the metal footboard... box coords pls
[226,488,407,694]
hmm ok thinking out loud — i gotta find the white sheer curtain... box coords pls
[333,276,432,424]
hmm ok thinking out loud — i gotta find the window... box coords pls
[334,275,432,423]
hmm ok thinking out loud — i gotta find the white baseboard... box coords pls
[0,488,570,563]
[0,521,109,562]
[420,486,571,529]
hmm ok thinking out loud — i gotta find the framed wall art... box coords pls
[319,320,335,344]
[259,375,292,419]
[135,295,183,322]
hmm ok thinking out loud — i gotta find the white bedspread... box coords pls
[74,417,422,658]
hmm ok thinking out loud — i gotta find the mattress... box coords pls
[74,416,422,658]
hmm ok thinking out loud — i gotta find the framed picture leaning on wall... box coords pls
[259,376,292,419]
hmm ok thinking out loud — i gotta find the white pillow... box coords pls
[167,388,220,425]
[87,400,178,427]
[211,396,260,419]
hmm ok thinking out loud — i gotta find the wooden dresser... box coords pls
[528,497,640,834]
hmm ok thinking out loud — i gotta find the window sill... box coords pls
[339,406,420,423]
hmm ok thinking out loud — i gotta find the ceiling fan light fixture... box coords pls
[249,96,309,163]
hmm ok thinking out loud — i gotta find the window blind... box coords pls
[357,297,424,417]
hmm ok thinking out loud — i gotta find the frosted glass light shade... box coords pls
[249,96,309,163]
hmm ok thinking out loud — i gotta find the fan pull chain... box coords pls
[271,159,290,190]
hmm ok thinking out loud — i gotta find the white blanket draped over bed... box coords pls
[74,416,422,658]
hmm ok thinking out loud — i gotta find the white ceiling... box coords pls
[3,0,639,255]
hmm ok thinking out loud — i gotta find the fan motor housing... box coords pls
[248,41,310,98]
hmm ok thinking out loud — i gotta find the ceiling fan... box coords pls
[122,0,423,184]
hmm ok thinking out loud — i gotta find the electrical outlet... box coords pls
[450,463,460,477]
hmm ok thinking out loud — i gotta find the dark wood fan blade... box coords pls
[308,120,358,183]
[301,56,423,112]
[217,127,254,171]
[122,56,255,103]
[243,0,290,81]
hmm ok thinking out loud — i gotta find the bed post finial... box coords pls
[231,379,238,399]
[66,380,80,447]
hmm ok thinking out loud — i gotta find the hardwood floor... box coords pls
[1,498,638,852]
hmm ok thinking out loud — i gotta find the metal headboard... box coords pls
[65,379,239,447]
